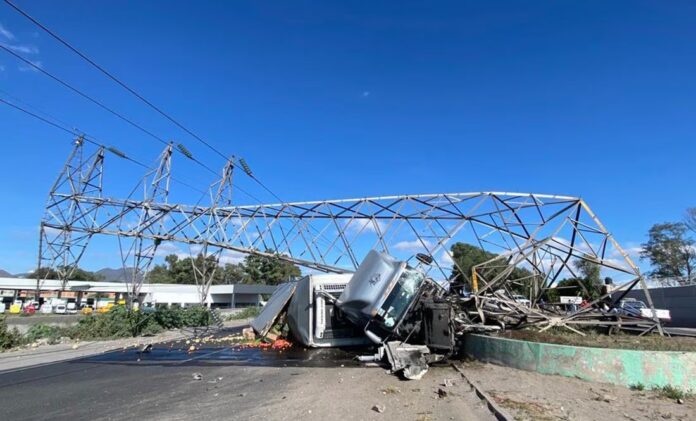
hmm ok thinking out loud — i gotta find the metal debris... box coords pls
[252,247,668,381]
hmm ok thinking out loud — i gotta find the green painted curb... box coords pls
[464,334,696,390]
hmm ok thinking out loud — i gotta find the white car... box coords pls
[512,295,531,306]
[66,302,77,314]
[40,303,54,314]
[618,299,671,321]
[54,304,67,314]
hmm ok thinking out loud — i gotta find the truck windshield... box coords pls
[377,268,425,329]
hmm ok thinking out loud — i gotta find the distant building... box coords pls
[0,277,276,309]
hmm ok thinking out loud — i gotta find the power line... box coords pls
[0,93,264,202]
[0,43,225,181]
[0,96,210,194]
[3,0,288,205]
[0,44,170,146]
[3,0,289,208]
[4,0,228,161]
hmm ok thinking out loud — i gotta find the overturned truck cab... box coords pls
[252,250,456,379]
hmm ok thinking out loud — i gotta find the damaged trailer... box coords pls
[251,250,459,379]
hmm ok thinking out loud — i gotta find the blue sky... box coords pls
[0,0,694,274]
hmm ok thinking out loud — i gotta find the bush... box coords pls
[24,324,74,345]
[75,305,211,340]
[0,316,22,350]
[227,306,261,320]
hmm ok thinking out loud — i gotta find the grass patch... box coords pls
[492,395,555,421]
[629,382,645,391]
[226,307,261,320]
[655,385,691,400]
[500,328,696,352]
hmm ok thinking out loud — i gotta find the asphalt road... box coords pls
[0,328,495,421]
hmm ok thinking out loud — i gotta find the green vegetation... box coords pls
[629,382,645,391]
[656,385,692,400]
[641,221,695,286]
[147,252,300,285]
[25,323,71,345]
[449,243,534,295]
[226,306,261,320]
[0,316,22,350]
[502,328,696,352]
[1,306,213,351]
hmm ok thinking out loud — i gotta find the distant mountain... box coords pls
[0,269,15,278]
[95,267,130,282]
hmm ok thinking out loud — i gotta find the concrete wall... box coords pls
[624,284,696,328]
[464,334,696,389]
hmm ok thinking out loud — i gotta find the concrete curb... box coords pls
[451,363,514,421]
[464,333,696,389]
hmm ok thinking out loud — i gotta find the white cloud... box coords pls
[345,218,386,234]
[438,250,454,267]
[0,24,15,41]
[18,60,42,72]
[219,250,246,265]
[154,242,182,257]
[1,42,39,54]
[394,239,434,253]
[362,91,370,97]
[0,64,5,72]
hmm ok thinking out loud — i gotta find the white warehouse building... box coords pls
[0,277,278,309]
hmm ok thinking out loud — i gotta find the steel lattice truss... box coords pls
[35,140,659,326]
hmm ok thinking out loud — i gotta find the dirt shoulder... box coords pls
[242,365,497,421]
[459,360,695,421]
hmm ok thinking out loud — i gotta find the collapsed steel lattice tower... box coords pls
[35,138,661,331]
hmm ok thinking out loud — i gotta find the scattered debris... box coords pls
[242,327,256,341]
[372,404,385,413]
[437,388,448,398]
[192,373,202,381]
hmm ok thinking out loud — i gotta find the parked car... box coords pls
[512,295,531,306]
[9,303,21,314]
[40,303,54,314]
[66,302,77,314]
[97,303,115,314]
[0,303,5,313]
[54,304,67,314]
[617,298,671,321]
[23,304,36,315]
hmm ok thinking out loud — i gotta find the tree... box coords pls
[449,243,533,294]
[641,222,695,286]
[219,263,245,284]
[685,208,696,235]
[241,253,301,285]
[145,252,301,286]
